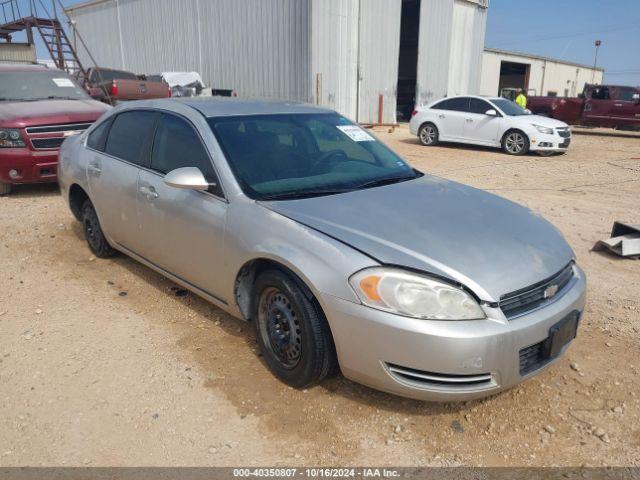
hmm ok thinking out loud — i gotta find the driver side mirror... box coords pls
[164,167,211,191]
[632,93,640,104]
[485,109,498,117]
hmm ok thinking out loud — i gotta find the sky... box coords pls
[5,0,640,87]
[485,0,640,86]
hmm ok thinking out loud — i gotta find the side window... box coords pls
[469,98,492,115]
[434,97,470,112]
[104,110,157,166]
[590,87,610,100]
[150,114,222,195]
[86,117,112,152]
[618,88,637,102]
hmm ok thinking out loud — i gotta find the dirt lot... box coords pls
[1,126,639,467]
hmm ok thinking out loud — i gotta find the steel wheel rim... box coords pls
[258,287,302,369]
[420,125,436,144]
[84,215,99,249]
[505,132,525,153]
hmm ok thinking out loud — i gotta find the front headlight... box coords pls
[532,124,553,135]
[0,128,26,148]
[349,267,485,320]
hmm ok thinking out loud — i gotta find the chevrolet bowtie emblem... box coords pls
[544,284,559,299]
[63,130,81,137]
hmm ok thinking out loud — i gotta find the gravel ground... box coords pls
[0,125,638,467]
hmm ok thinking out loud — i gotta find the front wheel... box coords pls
[0,182,11,196]
[81,199,116,258]
[252,269,337,388]
[418,123,439,146]
[502,130,530,156]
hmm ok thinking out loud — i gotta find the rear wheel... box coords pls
[418,123,439,146]
[0,182,11,196]
[81,199,115,258]
[502,130,530,156]
[252,269,337,388]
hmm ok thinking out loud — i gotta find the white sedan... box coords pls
[409,95,571,155]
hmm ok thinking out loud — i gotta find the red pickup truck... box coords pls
[85,67,170,104]
[528,84,640,130]
[0,64,110,195]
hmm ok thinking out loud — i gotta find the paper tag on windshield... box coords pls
[336,125,375,142]
[52,78,75,87]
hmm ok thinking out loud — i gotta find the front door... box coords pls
[582,85,615,128]
[86,110,158,250]
[136,113,228,302]
[462,98,502,145]
[610,87,640,128]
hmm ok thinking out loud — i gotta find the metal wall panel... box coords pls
[447,0,487,96]
[309,0,359,119]
[357,0,402,124]
[67,0,311,101]
[415,0,454,106]
[68,0,123,70]
[0,43,36,63]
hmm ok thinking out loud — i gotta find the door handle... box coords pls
[87,163,101,174]
[438,114,445,119]
[466,118,473,122]
[139,185,159,200]
[614,103,623,107]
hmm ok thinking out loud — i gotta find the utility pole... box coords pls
[592,40,601,84]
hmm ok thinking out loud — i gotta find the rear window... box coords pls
[104,111,157,165]
[91,69,138,83]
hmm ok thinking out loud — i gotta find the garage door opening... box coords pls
[498,61,530,100]
[396,0,420,121]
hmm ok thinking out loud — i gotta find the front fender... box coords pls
[222,197,378,317]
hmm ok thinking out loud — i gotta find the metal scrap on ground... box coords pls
[593,222,640,259]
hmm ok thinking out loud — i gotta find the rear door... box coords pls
[431,97,469,141]
[462,98,502,145]
[86,110,158,251]
[137,112,228,301]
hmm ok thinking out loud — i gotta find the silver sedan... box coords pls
[58,99,586,401]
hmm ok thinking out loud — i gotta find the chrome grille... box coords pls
[25,122,92,135]
[556,127,571,138]
[386,363,494,389]
[500,263,575,319]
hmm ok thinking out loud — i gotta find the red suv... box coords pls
[0,64,110,195]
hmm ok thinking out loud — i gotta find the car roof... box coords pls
[175,97,336,117]
[0,63,54,72]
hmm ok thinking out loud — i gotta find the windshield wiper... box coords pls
[354,174,418,190]
[261,187,355,201]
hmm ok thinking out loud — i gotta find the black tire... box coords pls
[81,199,115,258]
[502,130,530,156]
[252,269,337,388]
[0,182,11,196]
[418,122,439,146]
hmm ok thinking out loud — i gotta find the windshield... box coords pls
[208,113,419,200]
[0,70,89,102]
[492,98,528,116]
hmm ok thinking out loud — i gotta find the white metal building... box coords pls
[481,48,604,99]
[65,0,489,123]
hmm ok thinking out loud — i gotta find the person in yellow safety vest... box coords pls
[515,89,527,109]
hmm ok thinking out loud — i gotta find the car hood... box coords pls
[517,114,568,129]
[0,99,111,127]
[262,176,574,302]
